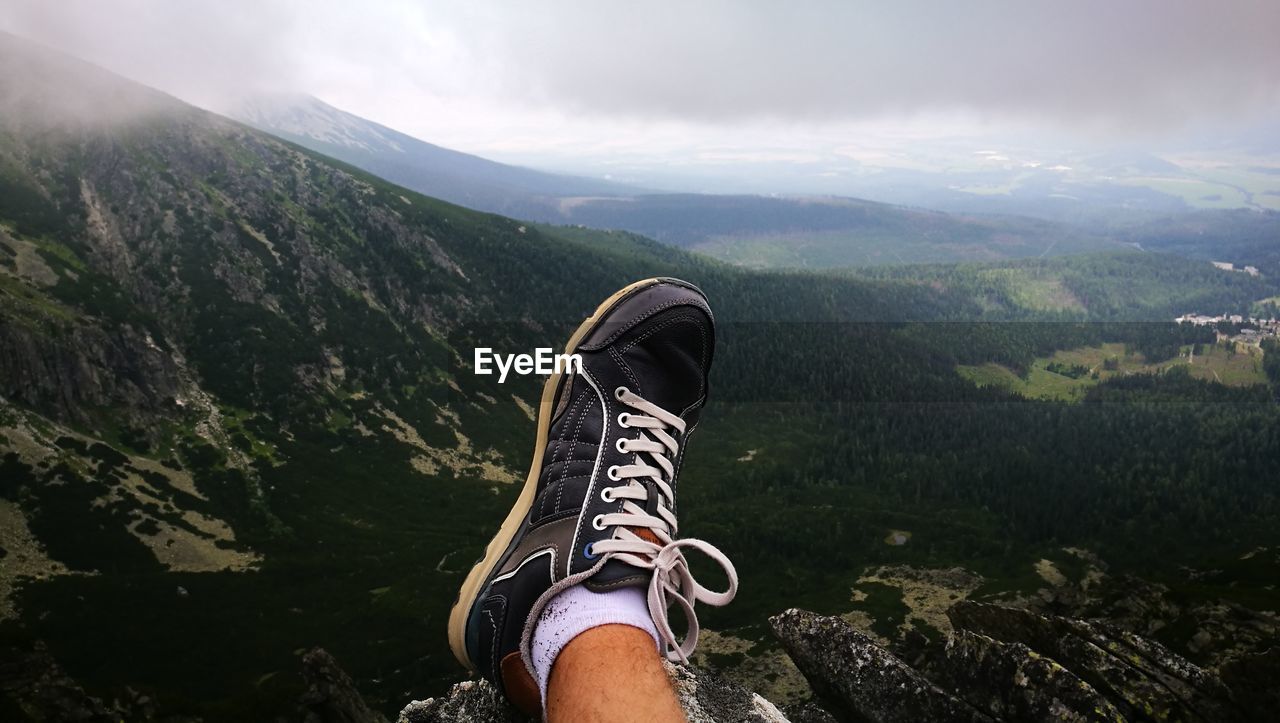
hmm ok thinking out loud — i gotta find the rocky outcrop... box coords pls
[398,680,524,723]
[4,607,1268,723]
[936,630,1124,722]
[400,601,1266,722]
[770,608,992,722]
[1213,647,1280,722]
[0,641,160,722]
[1028,569,1280,673]
[765,602,1262,723]
[398,662,788,723]
[779,701,839,723]
[296,648,388,723]
[0,318,183,433]
[2,644,381,723]
[948,601,1238,721]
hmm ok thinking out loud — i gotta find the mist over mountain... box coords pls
[0,31,181,126]
[231,92,644,219]
[235,93,1150,267]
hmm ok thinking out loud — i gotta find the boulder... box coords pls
[398,662,789,723]
[297,648,388,723]
[780,701,839,723]
[769,608,991,722]
[0,640,148,722]
[949,600,1238,721]
[397,680,523,723]
[0,639,119,716]
[1217,647,1280,721]
[938,629,1123,722]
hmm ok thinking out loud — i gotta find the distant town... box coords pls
[1175,313,1280,344]
[1210,261,1261,276]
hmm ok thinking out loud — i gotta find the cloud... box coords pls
[0,1,301,110]
[3,0,1278,137]
[465,0,1280,128]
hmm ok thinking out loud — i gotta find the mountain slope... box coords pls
[233,93,643,218]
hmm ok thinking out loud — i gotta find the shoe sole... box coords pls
[446,277,672,670]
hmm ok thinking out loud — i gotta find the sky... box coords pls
[3,0,1279,169]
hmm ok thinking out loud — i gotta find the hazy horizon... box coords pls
[3,2,1280,208]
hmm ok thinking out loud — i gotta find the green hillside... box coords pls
[854,251,1278,320]
[960,341,1268,401]
[556,194,1126,267]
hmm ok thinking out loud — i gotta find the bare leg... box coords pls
[545,624,687,723]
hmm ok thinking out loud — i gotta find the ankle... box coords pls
[531,585,659,704]
[546,624,684,723]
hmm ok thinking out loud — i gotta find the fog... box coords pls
[2,1,1278,175]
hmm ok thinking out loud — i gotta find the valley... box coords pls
[1,32,1279,722]
[235,95,1280,274]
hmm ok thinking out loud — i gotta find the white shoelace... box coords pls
[589,386,738,662]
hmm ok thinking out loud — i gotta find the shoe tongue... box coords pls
[619,327,704,415]
[630,526,661,545]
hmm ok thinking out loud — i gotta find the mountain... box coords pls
[2,32,1279,721]
[1119,208,1280,275]
[235,95,1132,267]
[232,93,644,218]
[550,193,1130,267]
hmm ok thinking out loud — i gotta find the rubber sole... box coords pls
[446,277,667,670]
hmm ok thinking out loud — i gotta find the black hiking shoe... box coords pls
[447,277,738,714]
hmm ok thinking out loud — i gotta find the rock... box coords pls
[297,648,387,723]
[397,680,523,723]
[663,661,790,722]
[397,663,788,723]
[1024,571,1279,672]
[938,629,1124,722]
[780,701,839,723]
[0,318,183,435]
[1218,647,1280,721]
[0,641,124,722]
[769,608,991,722]
[948,601,1238,721]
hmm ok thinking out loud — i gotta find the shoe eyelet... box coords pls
[614,386,629,400]
[601,487,615,502]
[617,412,630,427]
[592,514,607,531]
[606,465,621,481]
[583,543,597,559]
[615,438,629,454]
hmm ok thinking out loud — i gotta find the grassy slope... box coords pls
[854,251,1280,321]
[541,190,1126,267]
[691,221,1113,268]
[960,341,1268,401]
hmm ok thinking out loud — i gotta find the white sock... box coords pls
[530,584,660,704]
